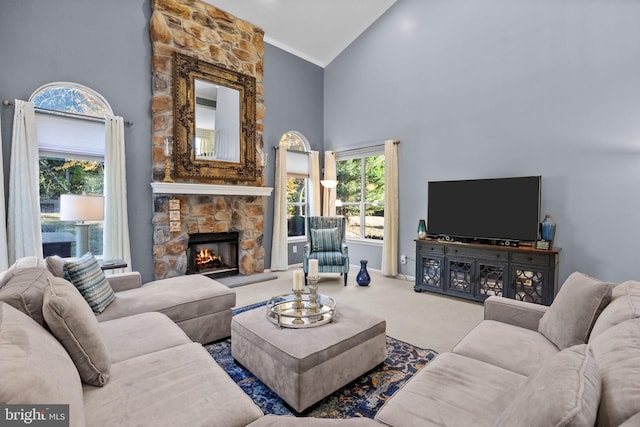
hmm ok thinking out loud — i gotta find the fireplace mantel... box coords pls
[151,182,273,197]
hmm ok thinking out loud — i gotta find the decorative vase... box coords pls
[417,219,427,239]
[540,215,556,241]
[356,260,371,286]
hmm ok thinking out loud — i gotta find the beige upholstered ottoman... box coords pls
[231,304,387,413]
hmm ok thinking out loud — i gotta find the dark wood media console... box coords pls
[415,239,560,306]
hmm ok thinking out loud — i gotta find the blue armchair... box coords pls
[303,216,350,286]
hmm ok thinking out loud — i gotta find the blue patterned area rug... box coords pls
[205,302,438,419]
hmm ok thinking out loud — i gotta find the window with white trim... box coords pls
[31,82,112,257]
[336,149,385,241]
[280,132,311,239]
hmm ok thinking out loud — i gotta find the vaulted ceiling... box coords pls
[204,0,397,67]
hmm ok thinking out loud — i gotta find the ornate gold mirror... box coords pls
[173,52,257,182]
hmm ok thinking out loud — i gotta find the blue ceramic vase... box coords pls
[356,260,371,286]
[541,215,556,241]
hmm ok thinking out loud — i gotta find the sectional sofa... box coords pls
[1,256,639,426]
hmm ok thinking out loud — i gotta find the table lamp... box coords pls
[60,194,105,257]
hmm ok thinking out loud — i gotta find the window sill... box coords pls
[288,236,307,243]
[346,238,383,247]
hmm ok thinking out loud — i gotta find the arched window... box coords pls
[279,131,311,239]
[30,82,111,257]
[279,131,309,152]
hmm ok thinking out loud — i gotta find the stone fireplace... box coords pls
[149,0,270,280]
[187,231,239,277]
[151,187,269,279]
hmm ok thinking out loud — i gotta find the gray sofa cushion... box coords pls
[494,344,600,427]
[42,277,111,386]
[95,274,235,323]
[590,280,640,339]
[0,256,46,287]
[0,302,86,427]
[83,343,263,427]
[98,312,191,363]
[0,257,52,325]
[453,320,559,376]
[375,352,527,427]
[538,272,612,349]
[590,317,640,427]
[45,254,66,278]
[619,413,640,426]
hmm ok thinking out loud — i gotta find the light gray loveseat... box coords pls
[373,272,640,426]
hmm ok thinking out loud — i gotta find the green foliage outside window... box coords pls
[39,157,104,256]
[40,158,104,201]
[336,154,385,240]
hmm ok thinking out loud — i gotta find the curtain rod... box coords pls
[2,99,133,126]
[332,140,400,155]
[273,146,311,154]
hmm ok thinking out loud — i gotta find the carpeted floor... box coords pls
[205,303,438,419]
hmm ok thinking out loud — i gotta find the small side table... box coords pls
[99,259,127,271]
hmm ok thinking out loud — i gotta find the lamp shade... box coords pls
[320,179,337,189]
[60,194,105,222]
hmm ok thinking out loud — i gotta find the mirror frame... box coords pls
[173,52,257,182]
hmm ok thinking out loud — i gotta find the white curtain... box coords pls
[0,116,9,270]
[322,151,336,216]
[382,140,399,276]
[103,115,132,271]
[270,147,288,271]
[8,100,42,263]
[310,151,321,216]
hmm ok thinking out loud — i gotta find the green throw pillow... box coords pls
[311,227,340,252]
[64,253,115,314]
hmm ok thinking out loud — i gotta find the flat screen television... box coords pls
[427,176,541,243]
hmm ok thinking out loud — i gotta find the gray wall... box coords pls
[325,0,640,283]
[0,1,324,279]
[0,0,155,281]
[262,44,324,267]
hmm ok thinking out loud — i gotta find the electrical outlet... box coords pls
[292,246,297,254]
[400,254,407,264]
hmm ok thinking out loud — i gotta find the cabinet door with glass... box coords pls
[476,260,507,300]
[509,266,551,305]
[445,257,507,300]
[414,242,445,293]
[445,256,474,297]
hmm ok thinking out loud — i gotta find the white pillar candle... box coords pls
[293,270,304,291]
[308,259,319,278]
[164,137,170,156]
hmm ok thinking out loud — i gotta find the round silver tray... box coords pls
[266,293,336,328]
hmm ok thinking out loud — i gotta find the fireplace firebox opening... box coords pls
[187,232,239,278]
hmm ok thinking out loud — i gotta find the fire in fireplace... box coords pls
[187,232,239,278]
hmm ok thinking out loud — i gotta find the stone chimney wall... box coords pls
[149,0,267,279]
